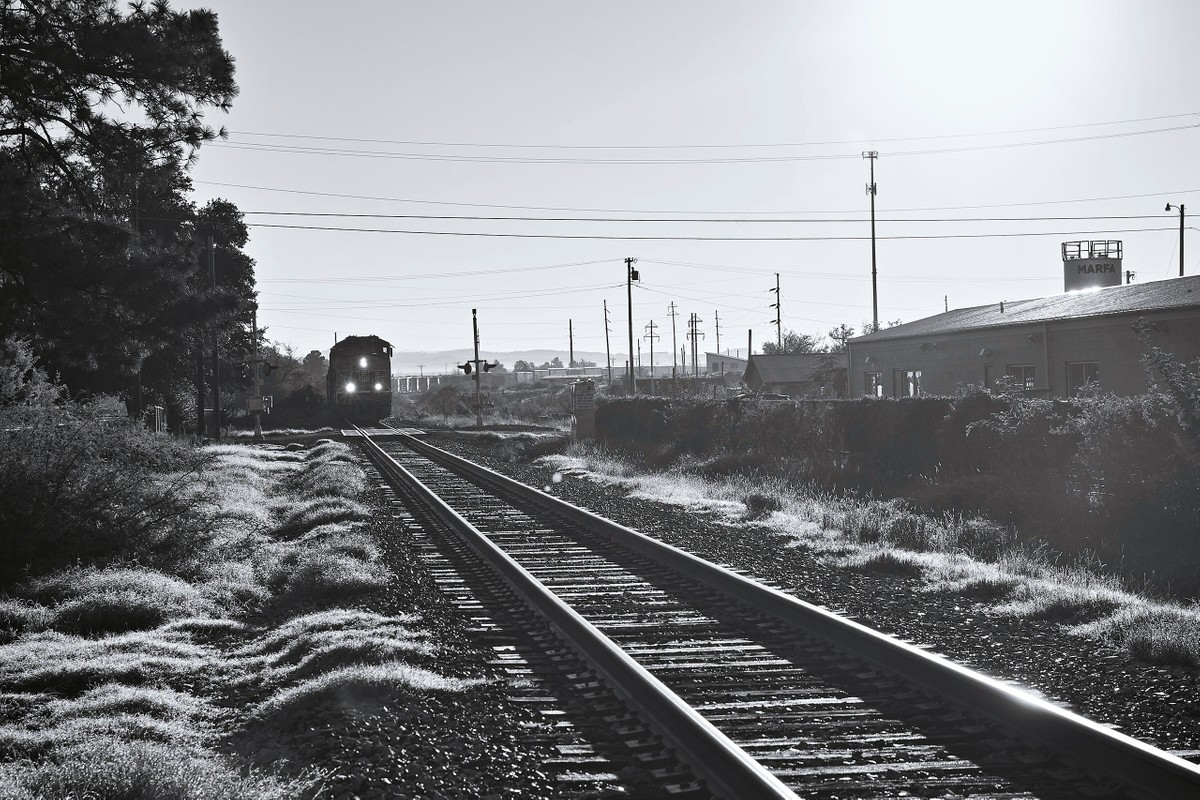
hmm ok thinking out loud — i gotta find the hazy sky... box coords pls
[179,1,1200,371]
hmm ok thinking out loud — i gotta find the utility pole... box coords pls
[644,320,660,395]
[687,313,704,379]
[864,150,879,332]
[714,310,721,355]
[1167,202,1186,276]
[252,304,263,442]
[769,273,781,348]
[569,319,574,367]
[667,302,679,380]
[626,257,638,394]
[208,234,220,441]
[603,300,613,385]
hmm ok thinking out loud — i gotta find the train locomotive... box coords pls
[327,335,394,423]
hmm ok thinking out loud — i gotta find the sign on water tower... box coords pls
[1062,240,1123,292]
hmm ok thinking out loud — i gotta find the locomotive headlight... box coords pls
[345,382,356,393]
[374,382,383,391]
[359,357,368,367]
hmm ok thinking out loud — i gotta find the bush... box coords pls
[0,402,206,587]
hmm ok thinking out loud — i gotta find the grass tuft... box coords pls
[0,630,214,695]
[742,493,783,521]
[1074,605,1200,667]
[0,738,304,800]
[0,601,52,644]
[20,568,215,636]
[841,547,926,577]
[261,548,390,602]
[254,662,481,721]
[273,496,367,538]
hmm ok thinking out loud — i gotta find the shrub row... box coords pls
[594,383,1200,596]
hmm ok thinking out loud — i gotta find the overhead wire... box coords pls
[242,221,1177,241]
[227,112,1198,150]
[195,179,1200,215]
[210,117,1200,165]
[238,210,1168,224]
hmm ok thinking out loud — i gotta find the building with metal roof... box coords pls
[743,353,848,398]
[846,275,1200,398]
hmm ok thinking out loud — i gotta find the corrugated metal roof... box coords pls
[851,275,1200,343]
[747,353,847,382]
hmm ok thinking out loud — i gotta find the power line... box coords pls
[236,210,1168,224]
[210,120,1199,165]
[196,179,1200,216]
[240,221,1177,241]
[227,113,1199,150]
[254,257,618,283]
[265,282,623,310]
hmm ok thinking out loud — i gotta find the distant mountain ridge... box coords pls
[390,349,619,375]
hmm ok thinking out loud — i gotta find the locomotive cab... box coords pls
[327,336,394,423]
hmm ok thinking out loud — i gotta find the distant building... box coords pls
[847,275,1200,398]
[705,352,748,380]
[743,353,848,398]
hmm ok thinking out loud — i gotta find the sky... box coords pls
[177,0,1200,373]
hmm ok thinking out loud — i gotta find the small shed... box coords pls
[743,353,848,398]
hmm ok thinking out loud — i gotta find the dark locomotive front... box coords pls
[327,335,393,423]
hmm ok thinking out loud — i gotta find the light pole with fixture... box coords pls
[1166,202,1185,276]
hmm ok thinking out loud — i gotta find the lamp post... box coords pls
[625,257,638,394]
[1166,203,1185,276]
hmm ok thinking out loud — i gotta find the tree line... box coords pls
[1,0,256,431]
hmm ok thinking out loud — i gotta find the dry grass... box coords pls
[254,662,481,722]
[1074,605,1200,667]
[839,546,927,577]
[231,610,437,689]
[0,629,215,695]
[0,739,304,800]
[18,567,217,636]
[0,434,398,796]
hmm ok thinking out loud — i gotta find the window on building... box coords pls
[1006,364,1036,391]
[1066,361,1100,396]
[895,369,922,397]
[864,372,883,397]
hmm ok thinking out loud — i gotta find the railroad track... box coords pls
[351,426,1200,799]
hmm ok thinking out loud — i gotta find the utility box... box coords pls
[249,396,273,414]
[571,379,596,441]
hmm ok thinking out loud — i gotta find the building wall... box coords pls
[848,308,1200,398]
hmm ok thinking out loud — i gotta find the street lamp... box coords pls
[1166,202,1185,277]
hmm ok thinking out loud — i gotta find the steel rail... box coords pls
[355,428,797,800]
[396,430,1200,800]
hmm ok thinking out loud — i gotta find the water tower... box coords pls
[1062,240,1122,292]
